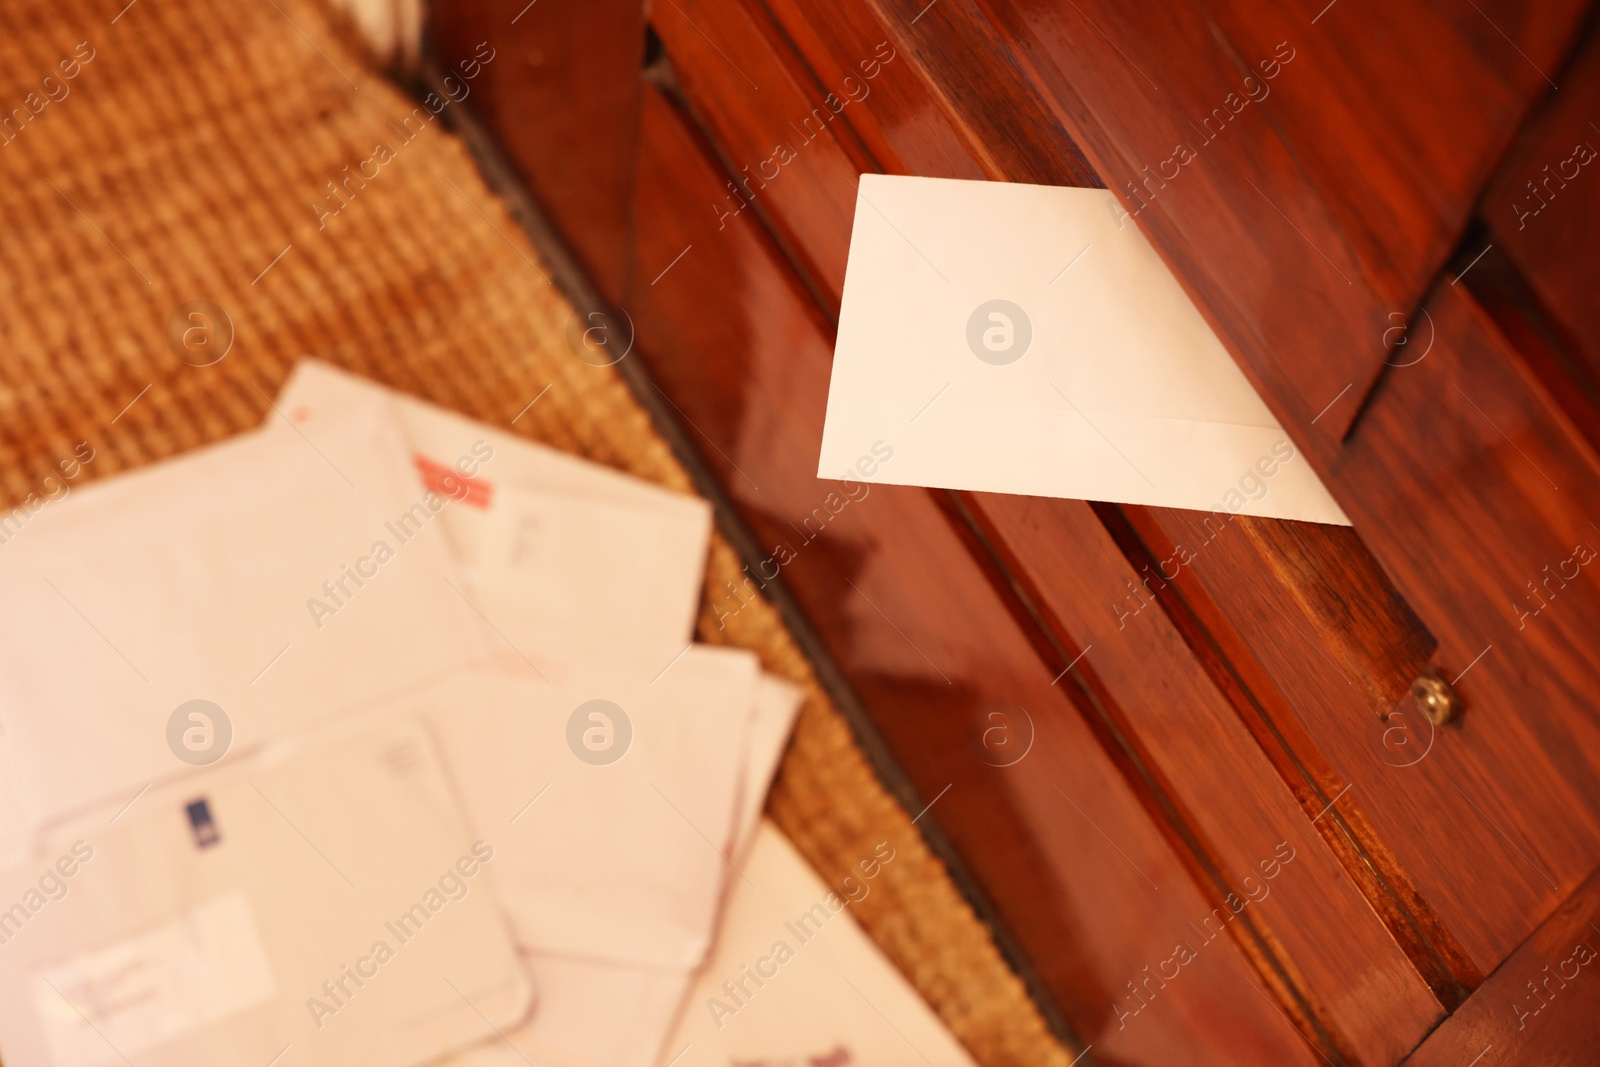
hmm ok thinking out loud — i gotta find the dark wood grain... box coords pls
[1462,244,1600,466]
[1479,15,1600,426]
[647,4,1523,1007]
[964,490,1446,1064]
[755,0,992,181]
[648,0,867,304]
[652,0,1102,312]
[1102,504,1484,1005]
[1234,518,1436,716]
[625,80,1323,1066]
[1327,281,1600,970]
[432,0,644,302]
[845,0,1600,983]
[1114,471,1600,975]
[943,0,1588,438]
[1403,863,1600,1065]
[433,0,1600,1059]
[761,0,1099,187]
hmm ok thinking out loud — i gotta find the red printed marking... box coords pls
[414,454,492,508]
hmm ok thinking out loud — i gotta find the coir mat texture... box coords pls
[0,0,1074,1063]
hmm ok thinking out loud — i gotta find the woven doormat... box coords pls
[0,1,1072,1063]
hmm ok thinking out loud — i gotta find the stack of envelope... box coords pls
[0,360,977,1067]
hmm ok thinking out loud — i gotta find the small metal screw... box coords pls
[1411,670,1462,726]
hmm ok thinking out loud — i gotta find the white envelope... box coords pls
[443,955,690,1067]
[392,652,761,970]
[661,821,979,1067]
[438,672,806,1067]
[0,715,534,1067]
[819,174,1349,525]
[726,674,804,857]
[266,360,714,650]
[0,400,495,863]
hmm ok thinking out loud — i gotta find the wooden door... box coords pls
[431,1,1600,1061]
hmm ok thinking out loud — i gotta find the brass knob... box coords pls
[1412,669,1462,726]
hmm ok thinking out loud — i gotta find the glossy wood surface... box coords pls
[967,492,1445,1063]
[1403,866,1600,1066]
[1480,17,1600,411]
[934,0,1600,997]
[645,0,1598,1005]
[755,0,993,181]
[649,0,867,302]
[432,0,643,301]
[1106,504,1484,1003]
[1329,281,1600,967]
[762,0,1098,188]
[956,0,1587,437]
[1219,519,1436,718]
[1114,487,1593,977]
[432,1,1600,1061]
[745,0,1600,983]
[625,81,1320,1065]
[726,0,1587,435]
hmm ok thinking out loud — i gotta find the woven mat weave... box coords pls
[0,1,1071,1063]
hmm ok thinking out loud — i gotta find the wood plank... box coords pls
[1479,17,1600,416]
[1326,280,1600,971]
[1119,482,1600,976]
[1461,243,1600,466]
[655,0,1523,1013]
[911,0,1590,437]
[439,0,1600,1051]
[653,0,1100,310]
[626,80,1323,1066]
[758,0,1600,980]
[1404,864,1600,1065]
[967,491,1447,1064]
[432,0,644,302]
[1228,518,1437,716]
[649,0,869,303]
[760,0,1098,186]
[755,0,995,182]
[1103,504,1485,1004]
